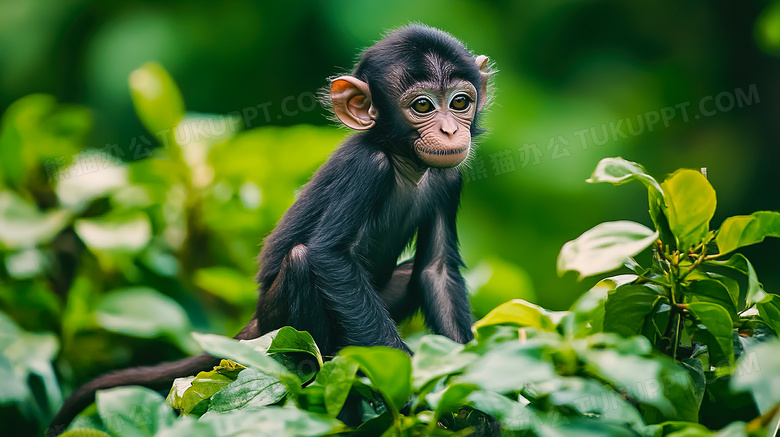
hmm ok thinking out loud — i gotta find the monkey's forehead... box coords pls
[382,53,478,96]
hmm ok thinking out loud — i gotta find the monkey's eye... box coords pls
[450,95,471,111]
[412,98,434,114]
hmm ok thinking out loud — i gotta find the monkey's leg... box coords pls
[256,243,332,353]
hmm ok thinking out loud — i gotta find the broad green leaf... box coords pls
[566,275,637,337]
[426,383,478,422]
[0,94,91,184]
[200,406,344,436]
[192,333,291,379]
[166,360,244,415]
[457,342,556,393]
[208,368,287,412]
[96,387,175,437]
[0,191,71,249]
[531,377,645,429]
[154,418,216,437]
[578,341,698,422]
[716,211,780,255]
[587,157,663,194]
[74,212,151,253]
[128,63,185,136]
[731,341,780,414]
[466,390,540,431]
[660,169,716,250]
[603,284,666,337]
[472,299,561,332]
[0,311,61,418]
[340,346,412,414]
[647,422,712,437]
[687,302,735,367]
[685,279,738,322]
[704,254,766,308]
[412,335,478,390]
[757,294,780,337]
[59,430,111,437]
[313,356,360,418]
[558,221,659,280]
[95,287,197,353]
[266,326,323,366]
[0,354,26,403]
[586,157,672,244]
[56,164,128,209]
[680,358,706,409]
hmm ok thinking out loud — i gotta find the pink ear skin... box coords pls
[330,76,378,130]
[475,55,491,111]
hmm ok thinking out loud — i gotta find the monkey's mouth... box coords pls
[416,145,470,156]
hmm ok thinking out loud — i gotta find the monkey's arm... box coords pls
[411,173,474,344]
[304,148,408,352]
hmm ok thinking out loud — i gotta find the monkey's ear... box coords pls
[475,55,492,111]
[330,76,377,130]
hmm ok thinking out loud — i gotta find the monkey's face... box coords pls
[400,80,477,168]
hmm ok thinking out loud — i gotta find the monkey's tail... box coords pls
[47,353,219,436]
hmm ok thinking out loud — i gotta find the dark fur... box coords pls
[49,24,483,435]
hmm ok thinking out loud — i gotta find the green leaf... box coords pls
[568,275,637,337]
[586,157,673,245]
[716,211,780,255]
[59,430,111,437]
[154,418,216,437]
[96,387,175,437]
[200,406,344,436]
[558,221,659,280]
[128,63,185,135]
[704,253,766,308]
[472,299,561,332]
[426,383,478,423]
[532,376,645,429]
[680,358,706,409]
[603,284,666,337]
[74,212,152,253]
[166,360,244,415]
[0,94,91,184]
[660,169,717,250]
[208,368,287,412]
[339,346,412,414]
[757,294,780,337]
[731,341,780,414]
[687,302,735,367]
[587,157,663,192]
[685,279,738,322]
[578,340,699,422]
[0,311,61,418]
[266,326,323,367]
[95,287,197,353]
[466,390,540,431]
[312,356,360,418]
[412,335,478,390]
[192,333,291,379]
[0,191,71,249]
[457,342,556,393]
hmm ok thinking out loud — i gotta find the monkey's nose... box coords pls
[440,116,458,136]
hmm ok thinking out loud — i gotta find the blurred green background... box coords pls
[1,0,779,434]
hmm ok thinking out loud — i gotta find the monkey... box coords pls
[48,24,493,435]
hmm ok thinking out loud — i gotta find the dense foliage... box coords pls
[2,63,780,436]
